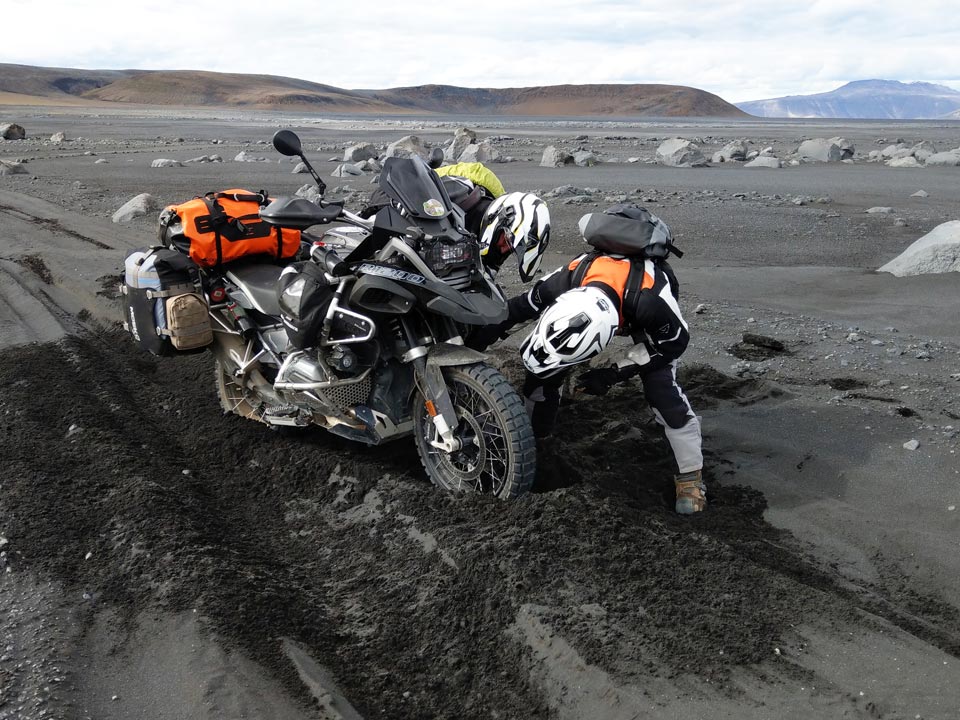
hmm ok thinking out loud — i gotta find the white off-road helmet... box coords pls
[480,192,551,281]
[520,286,620,377]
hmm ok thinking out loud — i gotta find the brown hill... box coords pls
[364,83,746,117]
[83,70,402,112]
[0,63,745,117]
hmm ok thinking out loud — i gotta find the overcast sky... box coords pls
[4,0,959,103]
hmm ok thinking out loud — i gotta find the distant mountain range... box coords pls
[0,63,745,117]
[738,80,960,119]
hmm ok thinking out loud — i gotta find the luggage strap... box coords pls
[159,325,211,339]
[200,191,271,266]
[212,190,268,204]
[145,282,196,299]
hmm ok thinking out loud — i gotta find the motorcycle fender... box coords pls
[426,343,488,367]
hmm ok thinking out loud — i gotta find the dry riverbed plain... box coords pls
[1,107,960,719]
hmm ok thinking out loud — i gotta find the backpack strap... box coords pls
[570,251,601,288]
[620,257,649,334]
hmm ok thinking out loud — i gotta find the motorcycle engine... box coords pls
[284,354,330,386]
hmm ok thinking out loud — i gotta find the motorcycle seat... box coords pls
[224,261,285,316]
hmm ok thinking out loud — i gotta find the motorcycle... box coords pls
[202,130,536,498]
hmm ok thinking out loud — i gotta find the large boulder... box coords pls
[0,123,25,140]
[343,143,377,162]
[797,138,842,162]
[924,150,960,167]
[445,127,477,162]
[712,140,748,163]
[385,135,428,160]
[656,138,707,167]
[540,145,573,167]
[459,141,501,164]
[50,132,66,143]
[112,193,157,223]
[878,221,960,276]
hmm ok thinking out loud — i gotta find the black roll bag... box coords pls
[276,261,336,350]
[122,247,213,355]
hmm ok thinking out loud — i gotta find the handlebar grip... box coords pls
[310,244,352,277]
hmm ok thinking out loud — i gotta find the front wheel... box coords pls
[413,363,535,499]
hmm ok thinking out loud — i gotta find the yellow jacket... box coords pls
[434,162,505,198]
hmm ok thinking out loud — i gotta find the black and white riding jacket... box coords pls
[508,252,689,375]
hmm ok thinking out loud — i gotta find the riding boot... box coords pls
[674,469,707,514]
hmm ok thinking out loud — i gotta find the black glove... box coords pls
[575,366,622,396]
[465,322,510,352]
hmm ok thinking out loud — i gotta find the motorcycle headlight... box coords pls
[422,238,479,277]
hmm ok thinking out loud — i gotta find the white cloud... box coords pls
[2,0,959,101]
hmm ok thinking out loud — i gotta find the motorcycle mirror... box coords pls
[273,129,303,157]
[428,147,444,169]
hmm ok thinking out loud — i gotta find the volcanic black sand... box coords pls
[1,107,959,719]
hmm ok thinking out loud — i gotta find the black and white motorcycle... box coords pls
[205,130,535,498]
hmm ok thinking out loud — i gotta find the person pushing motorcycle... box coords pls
[468,204,706,514]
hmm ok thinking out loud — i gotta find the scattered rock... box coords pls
[656,138,708,167]
[744,156,782,169]
[459,141,501,164]
[112,193,158,223]
[295,183,322,203]
[184,155,222,164]
[445,128,476,162]
[0,123,26,140]
[865,207,894,214]
[94,158,109,164]
[712,140,748,163]
[886,156,922,168]
[911,189,929,197]
[151,159,183,168]
[573,151,598,167]
[331,163,363,178]
[343,142,378,163]
[797,138,843,162]
[924,150,960,167]
[292,162,309,174]
[540,145,573,167]
[234,151,267,162]
[0,159,28,175]
[385,135,428,160]
[903,439,920,451]
[50,131,66,143]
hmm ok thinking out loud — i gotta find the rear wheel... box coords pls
[413,363,535,499]
[214,358,265,422]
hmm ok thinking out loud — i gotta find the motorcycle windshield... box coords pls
[380,157,455,221]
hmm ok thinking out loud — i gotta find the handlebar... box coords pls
[309,242,353,276]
